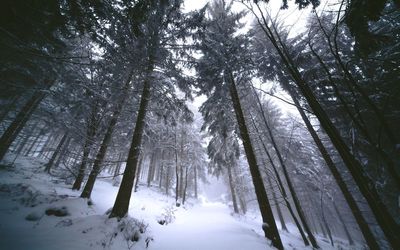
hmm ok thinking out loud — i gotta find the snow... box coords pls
[0,154,362,250]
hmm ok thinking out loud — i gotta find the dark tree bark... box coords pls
[0,89,47,161]
[108,66,152,218]
[45,132,69,173]
[81,71,133,199]
[72,99,100,191]
[228,72,283,250]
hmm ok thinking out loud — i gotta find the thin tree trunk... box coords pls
[228,72,283,250]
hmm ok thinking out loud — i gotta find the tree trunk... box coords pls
[0,88,48,161]
[45,132,69,173]
[227,163,239,214]
[72,98,100,191]
[228,72,283,250]
[81,71,133,199]
[108,67,152,218]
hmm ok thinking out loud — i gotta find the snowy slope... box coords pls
[0,155,361,250]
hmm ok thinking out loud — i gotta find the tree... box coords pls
[196,1,283,248]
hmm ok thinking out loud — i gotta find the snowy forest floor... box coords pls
[0,155,361,250]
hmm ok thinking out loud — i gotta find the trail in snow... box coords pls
[149,199,268,250]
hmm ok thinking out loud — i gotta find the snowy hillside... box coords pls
[0,155,360,250]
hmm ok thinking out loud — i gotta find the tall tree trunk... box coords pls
[72,99,99,191]
[109,66,152,218]
[0,87,49,161]
[227,163,239,214]
[253,9,400,247]
[228,72,283,250]
[81,71,133,199]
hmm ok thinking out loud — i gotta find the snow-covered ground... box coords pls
[0,155,361,250]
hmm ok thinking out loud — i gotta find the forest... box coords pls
[0,0,399,249]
